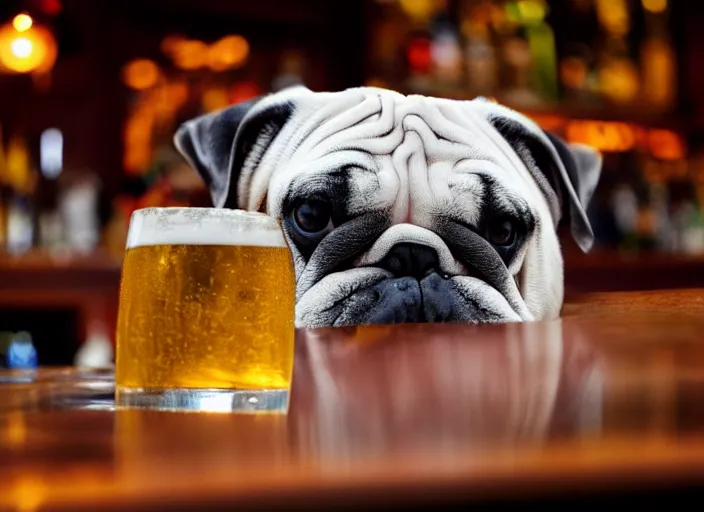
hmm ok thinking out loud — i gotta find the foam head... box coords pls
[125,207,288,249]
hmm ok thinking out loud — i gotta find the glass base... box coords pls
[115,387,289,413]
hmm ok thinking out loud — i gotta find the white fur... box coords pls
[175,86,597,327]
[234,87,567,324]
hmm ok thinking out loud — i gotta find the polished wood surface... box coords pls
[2,289,704,510]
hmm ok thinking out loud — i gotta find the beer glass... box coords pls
[115,207,296,413]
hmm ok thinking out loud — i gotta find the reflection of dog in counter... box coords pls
[290,321,603,459]
[174,87,601,328]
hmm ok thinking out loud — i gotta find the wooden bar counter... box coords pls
[2,289,704,510]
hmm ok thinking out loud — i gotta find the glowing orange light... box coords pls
[207,35,249,71]
[124,105,154,174]
[169,39,208,70]
[399,0,436,21]
[529,113,565,133]
[12,14,33,32]
[648,129,685,161]
[202,87,230,112]
[642,0,667,14]
[229,81,261,103]
[11,37,32,58]
[566,120,636,152]
[0,22,57,74]
[160,34,186,56]
[121,59,160,90]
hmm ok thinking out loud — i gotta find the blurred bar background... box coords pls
[0,0,701,365]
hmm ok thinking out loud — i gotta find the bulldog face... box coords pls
[174,86,601,328]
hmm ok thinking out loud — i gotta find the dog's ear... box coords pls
[174,88,305,209]
[543,131,602,241]
[487,114,602,253]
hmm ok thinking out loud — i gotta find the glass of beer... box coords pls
[115,207,296,413]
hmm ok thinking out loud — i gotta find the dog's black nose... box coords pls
[378,243,440,280]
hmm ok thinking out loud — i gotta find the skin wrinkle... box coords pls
[177,86,597,327]
[433,219,533,320]
[296,212,391,301]
[287,95,537,324]
[298,96,385,159]
[312,95,397,159]
[451,283,510,322]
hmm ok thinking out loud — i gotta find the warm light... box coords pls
[399,0,436,21]
[595,0,630,36]
[121,59,160,90]
[229,81,261,103]
[207,35,249,71]
[152,82,189,122]
[0,22,57,74]
[642,0,667,14]
[560,56,588,90]
[169,39,208,70]
[12,14,33,33]
[160,34,186,56]
[515,0,547,23]
[648,129,685,160]
[202,87,229,112]
[598,59,639,104]
[10,37,32,58]
[566,120,637,152]
[529,113,565,133]
[124,105,154,173]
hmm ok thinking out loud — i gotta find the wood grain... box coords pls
[2,289,704,510]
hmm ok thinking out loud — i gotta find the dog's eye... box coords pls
[293,200,332,233]
[486,218,516,247]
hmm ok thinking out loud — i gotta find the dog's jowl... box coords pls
[174,87,602,328]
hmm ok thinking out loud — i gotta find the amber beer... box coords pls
[115,207,296,413]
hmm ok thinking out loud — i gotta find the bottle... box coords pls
[429,7,463,90]
[0,125,8,252]
[58,170,101,254]
[5,135,36,255]
[594,0,640,105]
[272,49,307,92]
[74,321,114,368]
[640,6,676,111]
[4,331,38,370]
[462,15,498,97]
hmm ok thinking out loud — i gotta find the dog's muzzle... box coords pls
[363,243,451,323]
[296,224,526,327]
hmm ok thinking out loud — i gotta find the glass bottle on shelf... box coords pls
[0,126,8,252]
[403,7,440,93]
[498,0,556,108]
[57,170,101,255]
[460,1,499,98]
[593,0,640,106]
[640,2,676,111]
[5,135,36,255]
[429,5,464,91]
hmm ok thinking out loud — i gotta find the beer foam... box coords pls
[126,208,288,249]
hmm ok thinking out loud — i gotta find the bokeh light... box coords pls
[10,38,32,59]
[0,22,57,74]
[12,14,33,33]
[207,35,249,71]
[168,39,209,70]
[642,0,667,14]
[121,59,161,90]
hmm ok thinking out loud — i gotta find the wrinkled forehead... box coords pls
[269,88,538,194]
[288,88,508,157]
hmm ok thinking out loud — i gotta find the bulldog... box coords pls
[174,86,601,328]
